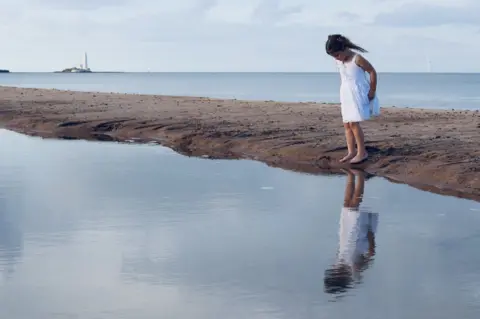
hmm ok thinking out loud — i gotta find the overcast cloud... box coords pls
[0,0,479,72]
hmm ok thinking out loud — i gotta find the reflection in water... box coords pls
[1,130,480,319]
[0,212,23,283]
[324,169,379,295]
[0,184,24,284]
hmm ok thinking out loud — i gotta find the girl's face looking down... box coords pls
[330,50,350,62]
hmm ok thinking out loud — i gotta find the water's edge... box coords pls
[1,86,478,203]
[4,127,478,203]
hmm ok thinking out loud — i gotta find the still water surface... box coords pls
[0,129,479,319]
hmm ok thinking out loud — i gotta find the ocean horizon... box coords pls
[5,71,480,74]
[2,72,480,110]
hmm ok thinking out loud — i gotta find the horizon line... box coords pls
[3,71,480,74]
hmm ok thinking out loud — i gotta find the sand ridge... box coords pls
[1,86,479,201]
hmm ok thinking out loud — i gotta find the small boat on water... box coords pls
[0,69,10,73]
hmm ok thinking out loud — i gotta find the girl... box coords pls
[325,34,380,164]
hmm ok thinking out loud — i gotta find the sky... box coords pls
[1,0,479,72]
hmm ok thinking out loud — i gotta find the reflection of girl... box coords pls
[324,169,378,294]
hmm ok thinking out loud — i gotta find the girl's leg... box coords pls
[351,169,365,207]
[343,169,355,208]
[350,122,368,163]
[339,123,356,163]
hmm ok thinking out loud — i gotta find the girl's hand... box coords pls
[368,90,375,101]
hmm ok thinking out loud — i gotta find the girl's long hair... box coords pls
[325,34,368,54]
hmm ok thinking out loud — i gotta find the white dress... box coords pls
[337,207,378,267]
[336,54,380,123]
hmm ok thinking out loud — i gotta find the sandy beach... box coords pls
[0,86,479,201]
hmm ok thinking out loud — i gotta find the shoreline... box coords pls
[1,86,479,202]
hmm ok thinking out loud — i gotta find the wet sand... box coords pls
[1,86,479,201]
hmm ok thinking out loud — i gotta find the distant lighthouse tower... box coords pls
[83,52,89,71]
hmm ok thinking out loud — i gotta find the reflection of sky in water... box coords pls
[0,129,479,319]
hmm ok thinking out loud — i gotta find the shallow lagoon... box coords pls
[0,129,479,319]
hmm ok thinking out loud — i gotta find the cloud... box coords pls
[192,0,218,12]
[29,0,132,10]
[1,0,480,72]
[336,11,362,23]
[251,0,304,25]
[373,2,480,27]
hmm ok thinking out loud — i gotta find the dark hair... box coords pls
[325,34,368,54]
[323,265,353,294]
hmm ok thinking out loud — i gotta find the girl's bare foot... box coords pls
[350,152,368,164]
[349,168,363,175]
[339,153,356,163]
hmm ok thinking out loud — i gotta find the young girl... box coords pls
[325,34,380,164]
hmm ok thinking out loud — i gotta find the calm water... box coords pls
[1,129,480,319]
[1,72,480,110]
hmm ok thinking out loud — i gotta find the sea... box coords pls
[1,73,480,318]
[1,72,480,109]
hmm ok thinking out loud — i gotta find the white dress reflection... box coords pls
[324,169,379,295]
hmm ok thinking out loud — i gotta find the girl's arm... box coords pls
[355,55,377,100]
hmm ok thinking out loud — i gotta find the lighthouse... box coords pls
[56,52,92,72]
[83,52,90,71]
[84,52,88,70]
